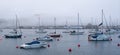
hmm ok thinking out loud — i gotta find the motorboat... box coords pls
[36,35,53,41]
[20,41,47,49]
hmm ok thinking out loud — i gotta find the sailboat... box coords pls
[5,15,22,38]
[35,16,47,33]
[62,20,70,33]
[48,17,61,37]
[104,16,120,34]
[88,9,112,41]
[70,13,84,35]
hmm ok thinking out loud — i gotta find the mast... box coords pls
[101,9,104,32]
[109,15,112,30]
[38,16,41,31]
[77,13,79,32]
[91,17,93,29]
[65,20,68,27]
[54,17,56,34]
[18,18,22,35]
[66,20,68,30]
[15,14,18,34]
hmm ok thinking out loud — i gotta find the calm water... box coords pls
[0,29,120,55]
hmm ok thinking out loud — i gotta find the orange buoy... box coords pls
[48,44,50,47]
[16,46,19,48]
[78,44,80,47]
[68,48,72,52]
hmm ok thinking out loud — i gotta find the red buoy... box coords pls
[57,39,59,41]
[24,36,26,38]
[16,46,19,48]
[68,48,72,52]
[78,44,80,47]
[33,39,35,40]
[48,44,50,47]
[110,39,112,41]
[117,44,120,46]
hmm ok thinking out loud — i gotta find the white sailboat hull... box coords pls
[62,31,70,33]
[88,34,112,41]
[35,31,47,33]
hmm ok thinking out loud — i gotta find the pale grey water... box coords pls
[0,29,120,55]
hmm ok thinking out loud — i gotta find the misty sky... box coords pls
[0,0,120,27]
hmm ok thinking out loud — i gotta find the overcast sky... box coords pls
[0,0,120,26]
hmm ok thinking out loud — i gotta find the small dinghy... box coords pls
[20,41,47,49]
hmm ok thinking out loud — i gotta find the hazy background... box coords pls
[0,0,120,27]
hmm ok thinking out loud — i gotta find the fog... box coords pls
[0,0,120,27]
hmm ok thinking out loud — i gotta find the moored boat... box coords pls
[36,35,53,41]
[88,33,112,41]
[70,13,84,35]
[48,32,61,38]
[70,30,84,35]
[20,41,47,49]
[5,15,22,38]
[5,34,22,38]
[88,9,112,41]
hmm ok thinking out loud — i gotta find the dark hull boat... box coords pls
[48,34,61,38]
[5,34,22,38]
[48,18,61,38]
[5,15,22,38]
